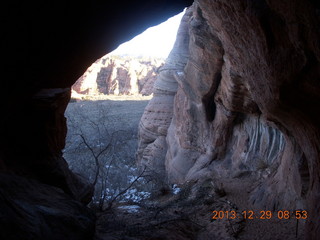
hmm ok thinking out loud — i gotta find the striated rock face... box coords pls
[137,8,192,181]
[138,0,320,238]
[72,56,164,96]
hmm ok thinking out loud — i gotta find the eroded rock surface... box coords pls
[137,7,192,181]
[72,56,164,96]
[138,1,320,238]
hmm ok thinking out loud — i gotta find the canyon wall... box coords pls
[138,1,320,238]
[73,56,164,96]
[137,8,192,182]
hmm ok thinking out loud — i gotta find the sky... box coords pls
[110,10,185,59]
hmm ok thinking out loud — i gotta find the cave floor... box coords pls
[94,175,306,240]
[223,177,305,240]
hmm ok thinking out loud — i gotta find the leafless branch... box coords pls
[105,166,147,210]
[79,134,111,186]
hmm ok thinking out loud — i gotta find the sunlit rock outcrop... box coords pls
[72,56,164,96]
[137,7,192,181]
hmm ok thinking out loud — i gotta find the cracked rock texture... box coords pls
[138,1,320,238]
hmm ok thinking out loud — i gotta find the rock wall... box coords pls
[1,1,194,239]
[0,88,95,240]
[137,7,192,181]
[138,1,320,238]
[0,173,95,240]
[72,56,164,96]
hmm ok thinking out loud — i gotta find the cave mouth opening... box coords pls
[62,10,185,211]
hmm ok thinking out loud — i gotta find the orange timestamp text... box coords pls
[212,210,308,220]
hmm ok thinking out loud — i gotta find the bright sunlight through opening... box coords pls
[110,10,185,58]
[71,9,185,101]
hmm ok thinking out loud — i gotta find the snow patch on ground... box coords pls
[122,188,151,202]
[172,184,181,194]
[117,205,141,213]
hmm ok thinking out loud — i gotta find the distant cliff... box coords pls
[72,55,164,97]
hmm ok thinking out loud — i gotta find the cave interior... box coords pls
[1,0,320,239]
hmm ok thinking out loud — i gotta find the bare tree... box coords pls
[63,100,149,210]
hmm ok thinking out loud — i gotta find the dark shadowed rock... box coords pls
[0,173,95,240]
[1,1,193,239]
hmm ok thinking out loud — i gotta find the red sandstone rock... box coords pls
[138,1,320,238]
[72,55,164,96]
[137,7,192,180]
